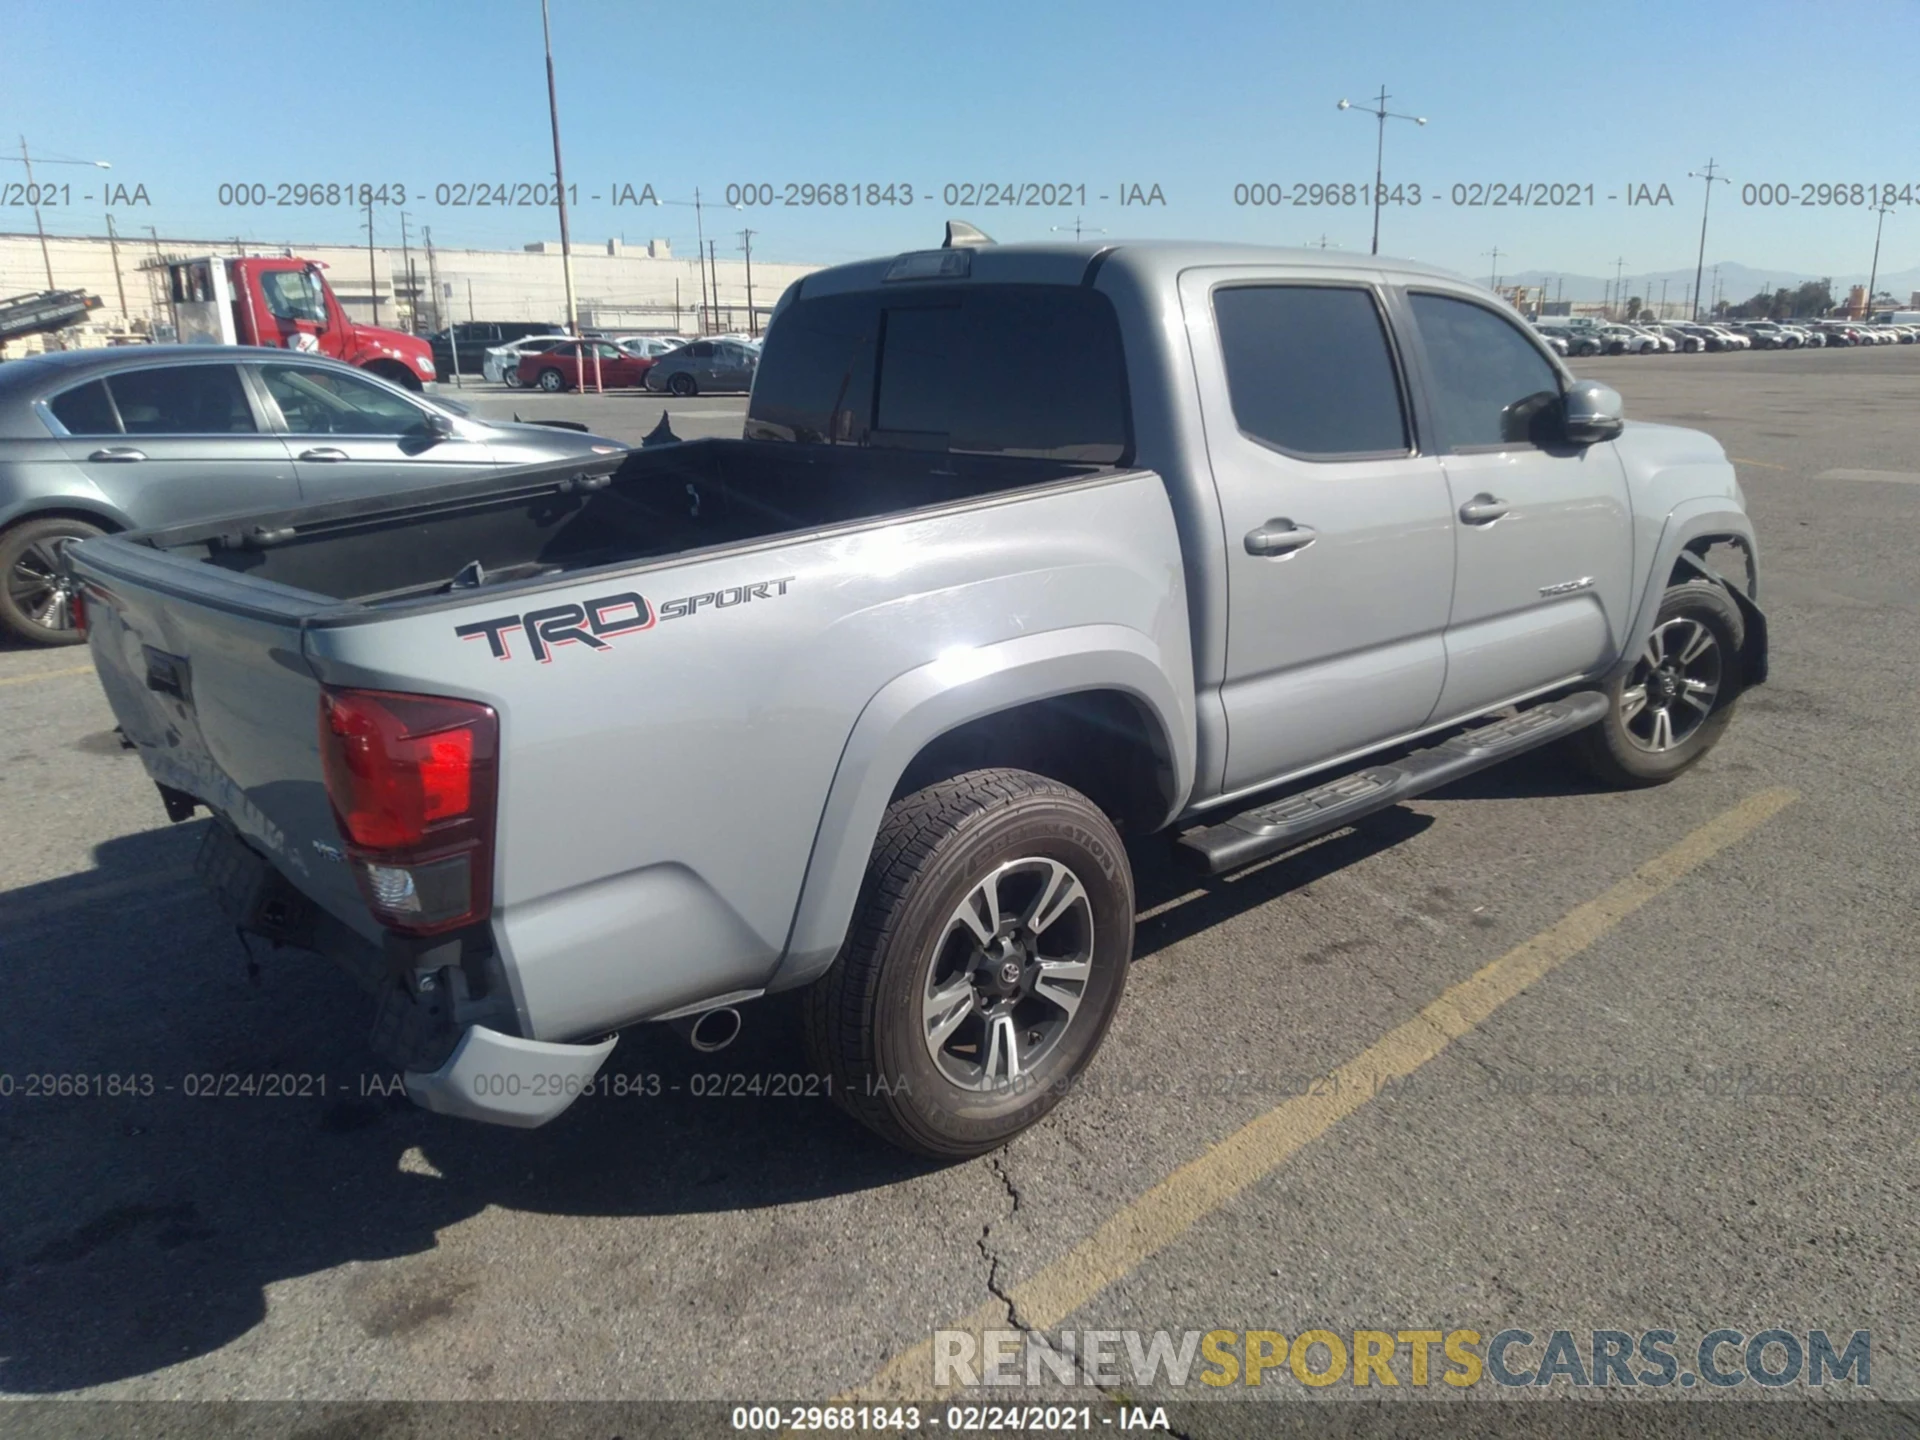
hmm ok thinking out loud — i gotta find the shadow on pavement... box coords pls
[0,755,1569,1392]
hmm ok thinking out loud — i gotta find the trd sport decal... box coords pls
[455,576,794,663]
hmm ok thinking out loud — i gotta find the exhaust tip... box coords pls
[688,1007,742,1053]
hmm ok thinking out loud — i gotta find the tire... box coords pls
[803,768,1134,1158]
[503,369,524,389]
[1,516,104,646]
[1568,579,1745,788]
[536,368,566,392]
[668,372,697,397]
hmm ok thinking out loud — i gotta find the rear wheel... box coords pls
[1,516,104,646]
[1568,579,1744,788]
[804,769,1134,1158]
[503,368,525,389]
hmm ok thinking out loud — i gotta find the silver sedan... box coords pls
[0,347,625,645]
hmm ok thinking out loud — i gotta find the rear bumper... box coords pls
[403,1024,617,1128]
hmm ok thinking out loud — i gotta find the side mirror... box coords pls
[1561,380,1624,445]
[422,410,454,438]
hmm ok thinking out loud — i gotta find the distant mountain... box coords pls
[1502,262,1920,306]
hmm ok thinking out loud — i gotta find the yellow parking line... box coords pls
[1729,457,1788,470]
[0,664,94,688]
[846,787,1799,1403]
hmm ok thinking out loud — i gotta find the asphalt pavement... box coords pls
[0,347,1915,1433]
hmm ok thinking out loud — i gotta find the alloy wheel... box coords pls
[921,857,1094,1091]
[1620,616,1722,752]
[7,537,78,633]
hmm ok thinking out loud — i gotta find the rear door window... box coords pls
[1408,292,1562,450]
[260,364,430,436]
[1212,284,1410,459]
[48,379,120,435]
[105,365,258,434]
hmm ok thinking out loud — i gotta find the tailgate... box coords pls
[70,535,377,937]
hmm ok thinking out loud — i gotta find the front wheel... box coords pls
[1568,579,1745,788]
[536,368,566,392]
[1,516,105,646]
[668,372,697,397]
[804,769,1134,1158]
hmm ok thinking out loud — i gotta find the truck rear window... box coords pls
[746,284,1131,463]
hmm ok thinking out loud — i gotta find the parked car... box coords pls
[1710,326,1750,350]
[431,321,565,377]
[1656,325,1704,353]
[517,340,657,392]
[617,336,687,360]
[71,239,1767,1154]
[1598,325,1657,355]
[0,347,623,644]
[1740,322,1791,349]
[1538,331,1570,356]
[483,335,571,386]
[1676,324,1729,351]
[643,337,761,395]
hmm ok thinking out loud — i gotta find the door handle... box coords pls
[298,448,348,462]
[1245,519,1318,557]
[1459,494,1511,525]
[88,447,146,462]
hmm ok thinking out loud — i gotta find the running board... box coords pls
[1178,692,1609,874]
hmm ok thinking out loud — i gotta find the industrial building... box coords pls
[0,230,820,352]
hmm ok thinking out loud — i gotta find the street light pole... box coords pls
[738,228,757,335]
[541,0,580,342]
[1337,87,1426,256]
[1688,159,1728,322]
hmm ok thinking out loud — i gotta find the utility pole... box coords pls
[1711,263,1722,316]
[694,187,710,334]
[709,240,721,331]
[1483,246,1504,289]
[541,0,580,339]
[398,211,415,333]
[738,228,757,336]
[1687,159,1728,322]
[1337,87,1426,256]
[104,213,129,323]
[19,137,56,290]
[423,226,441,331]
[674,277,681,332]
[1660,277,1669,317]
[1867,204,1893,319]
[1611,257,1626,319]
[364,196,379,325]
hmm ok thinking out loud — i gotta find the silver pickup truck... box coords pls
[70,237,1767,1157]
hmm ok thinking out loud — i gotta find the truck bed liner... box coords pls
[134,439,1109,608]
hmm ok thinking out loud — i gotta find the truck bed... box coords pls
[136,438,1110,607]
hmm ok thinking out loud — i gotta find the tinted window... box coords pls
[745,292,879,444]
[689,342,715,358]
[260,364,429,436]
[49,379,119,435]
[1409,293,1561,449]
[748,286,1128,461]
[106,365,257,434]
[1213,285,1409,458]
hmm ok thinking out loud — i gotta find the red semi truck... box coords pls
[163,255,436,388]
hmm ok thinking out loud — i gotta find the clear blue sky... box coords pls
[6,0,1917,288]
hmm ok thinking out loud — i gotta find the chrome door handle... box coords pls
[88,447,146,462]
[298,448,348,461]
[1245,519,1318,557]
[1459,494,1511,524]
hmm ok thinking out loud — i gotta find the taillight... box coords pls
[318,687,497,935]
[69,587,87,638]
